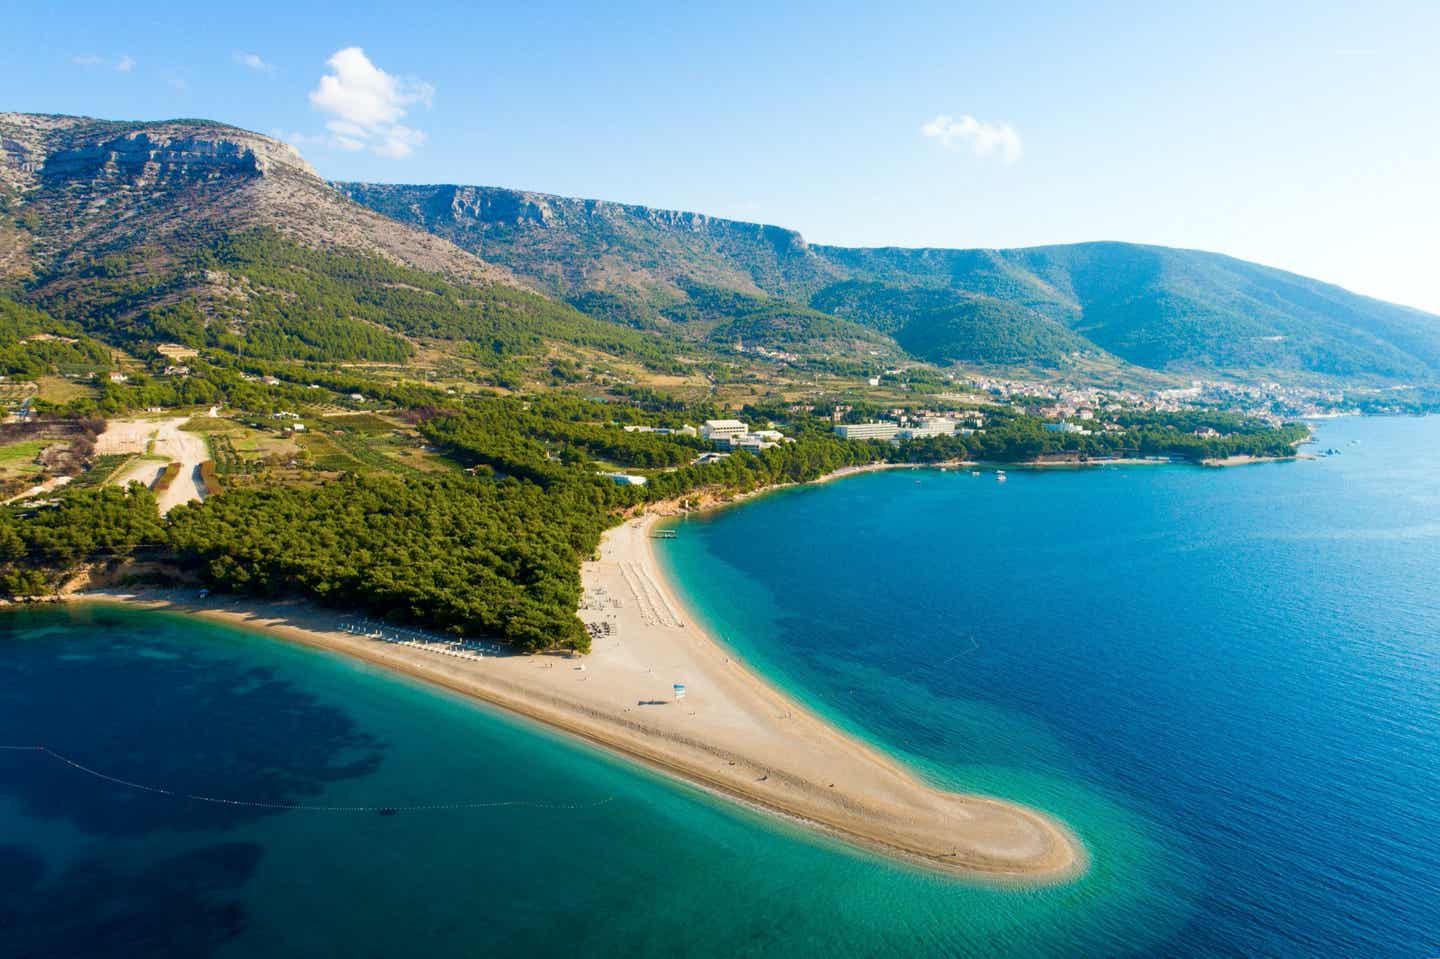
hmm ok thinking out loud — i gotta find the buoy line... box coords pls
[0,745,615,813]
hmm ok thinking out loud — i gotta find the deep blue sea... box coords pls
[3,415,1439,957]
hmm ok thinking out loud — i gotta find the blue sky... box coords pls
[6,0,1438,312]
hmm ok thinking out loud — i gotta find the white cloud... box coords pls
[234,52,274,73]
[921,113,1022,164]
[373,124,426,158]
[74,54,136,72]
[307,47,433,158]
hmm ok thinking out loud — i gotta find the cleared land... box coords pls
[95,417,210,513]
[0,440,47,473]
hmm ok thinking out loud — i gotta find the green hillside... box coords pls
[27,229,688,372]
[341,182,1440,382]
[0,112,1325,655]
[809,281,1090,366]
[0,112,706,385]
[823,242,1440,379]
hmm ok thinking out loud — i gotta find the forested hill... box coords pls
[818,243,1440,380]
[340,182,1440,383]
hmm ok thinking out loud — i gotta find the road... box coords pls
[2,474,72,505]
[94,416,210,514]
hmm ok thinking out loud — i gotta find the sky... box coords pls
[5,0,1439,312]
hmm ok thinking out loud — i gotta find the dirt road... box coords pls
[95,417,210,514]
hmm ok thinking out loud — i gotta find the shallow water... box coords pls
[660,415,1440,957]
[2,416,1437,956]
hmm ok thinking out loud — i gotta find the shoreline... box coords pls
[634,461,923,519]
[55,501,1084,883]
[631,445,1304,524]
[11,451,1315,878]
[8,450,1317,878]
[65,582,1084,883]
[1199,452,1317,467]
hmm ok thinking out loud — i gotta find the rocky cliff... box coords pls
[0,113,509,285]
[343,178,1440,381]
[5,112,1436,382]
[334,182,836,300]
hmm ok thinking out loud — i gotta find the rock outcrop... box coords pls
[0,113,512,286]
[334,181,836,299]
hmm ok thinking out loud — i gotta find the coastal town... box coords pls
[2,361,1346,504]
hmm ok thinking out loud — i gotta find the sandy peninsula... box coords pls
[75,508,1082,884]
[1201,452,1317,467]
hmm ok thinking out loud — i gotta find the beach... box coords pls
[75,511,1082,883]
[1200,452,1316,467]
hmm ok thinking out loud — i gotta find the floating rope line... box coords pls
[0,745,615,813]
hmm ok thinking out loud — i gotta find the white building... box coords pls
[835,422,899,441]
[897,417,957,439]
[701,419,749,442]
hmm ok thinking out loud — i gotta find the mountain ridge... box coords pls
[339,179,1440,382]
[0,112,702,376]
[0,112,513,286]
[332,181,835,301]
[1,111,1436,385]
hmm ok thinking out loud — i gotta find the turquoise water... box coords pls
[2,416,1438,956]
[659,414,1440,957]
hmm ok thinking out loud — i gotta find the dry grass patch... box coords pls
[34,375,97,404]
